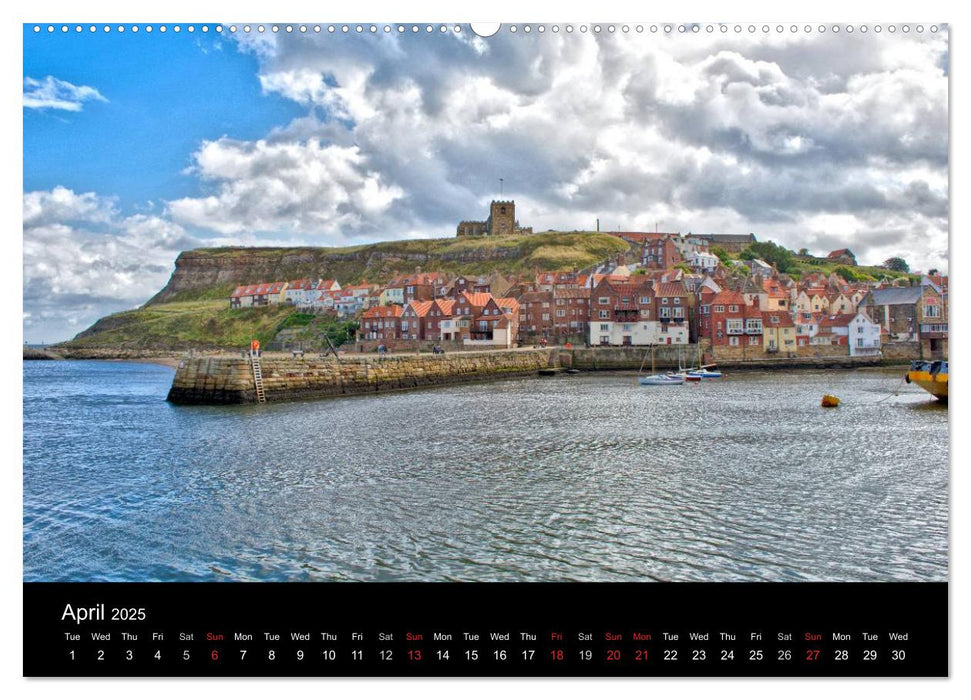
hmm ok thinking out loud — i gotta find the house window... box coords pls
[700,305,710,314]
[600,324,609,332]
[673,298,681,305]
[713,305,725,313]
[924,305,940,318]
[556,310,566,317]
[598,297,610,304]
[749,336,759,345]
[599,310,609,319]
[728,305,739,312]
[662,298,668,304]
[730,336,739,346]
[640,296,651,304]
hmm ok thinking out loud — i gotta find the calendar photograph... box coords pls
[23,21,948,595]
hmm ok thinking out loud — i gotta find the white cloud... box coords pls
[23,75,107,111]
[23,188,196,343]
[168,138,403,238]
[184,27,947,271]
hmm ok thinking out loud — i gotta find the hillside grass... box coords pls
[60,301,295,351]
[788,257,918,283]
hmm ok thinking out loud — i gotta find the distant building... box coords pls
[761,311,797,354]
[687,250,719,273]
[230,282,288,308]
[697,290,763,349]
[693,233,757,254]
[640,235,684,270]
[861,284,946,357]
[589,278,688,346]
[827,249,857,265]
[456,200,533,237]
[359,305,403,341]
[847,312,883,357]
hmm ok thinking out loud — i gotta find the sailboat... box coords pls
[668,346,702,382]
[684,342,723,379]
[639,344,684,386]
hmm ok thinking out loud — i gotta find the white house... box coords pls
[284,278,320,306]
[688,251,720,273]
[848,312,883,357]
[590,320,688,346]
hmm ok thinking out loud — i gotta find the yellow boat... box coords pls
[905,360,948,402]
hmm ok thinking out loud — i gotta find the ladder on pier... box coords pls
[250,354,266,404]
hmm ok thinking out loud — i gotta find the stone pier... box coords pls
[166,345,889,405]
[167,349,557,405]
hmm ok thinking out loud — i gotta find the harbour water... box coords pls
[23,360,948,582]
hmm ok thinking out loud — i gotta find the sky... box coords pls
[23,23,949,343]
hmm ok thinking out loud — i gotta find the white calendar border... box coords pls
[4,0,963,698]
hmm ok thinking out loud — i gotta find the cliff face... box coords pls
[148,232,630,304]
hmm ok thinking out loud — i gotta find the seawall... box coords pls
[563,345,886,371]
[167,345,891,405]
[167,349,557,405]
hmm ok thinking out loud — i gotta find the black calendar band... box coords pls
[23,581,947,677]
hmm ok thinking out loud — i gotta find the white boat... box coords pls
[683,345,723,378]
[640,373,685,386]
[686,368,722,379]
[638,345,685,386]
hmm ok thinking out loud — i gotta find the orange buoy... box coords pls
[821,394,840,408]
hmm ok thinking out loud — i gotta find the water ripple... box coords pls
[23,361,948,582]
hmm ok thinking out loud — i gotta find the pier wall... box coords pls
[167,349,556,405]
[565,345,883,371]
[168,344,891,405]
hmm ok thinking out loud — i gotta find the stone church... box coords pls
[456,200,533,237]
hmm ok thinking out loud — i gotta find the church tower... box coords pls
[489,201,515,236]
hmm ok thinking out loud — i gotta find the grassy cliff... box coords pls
[151,232,629,304]
[60,232,629,352]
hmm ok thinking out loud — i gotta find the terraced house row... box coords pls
[226,247,947,358]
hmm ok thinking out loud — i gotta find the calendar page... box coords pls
[22,19,949,678]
